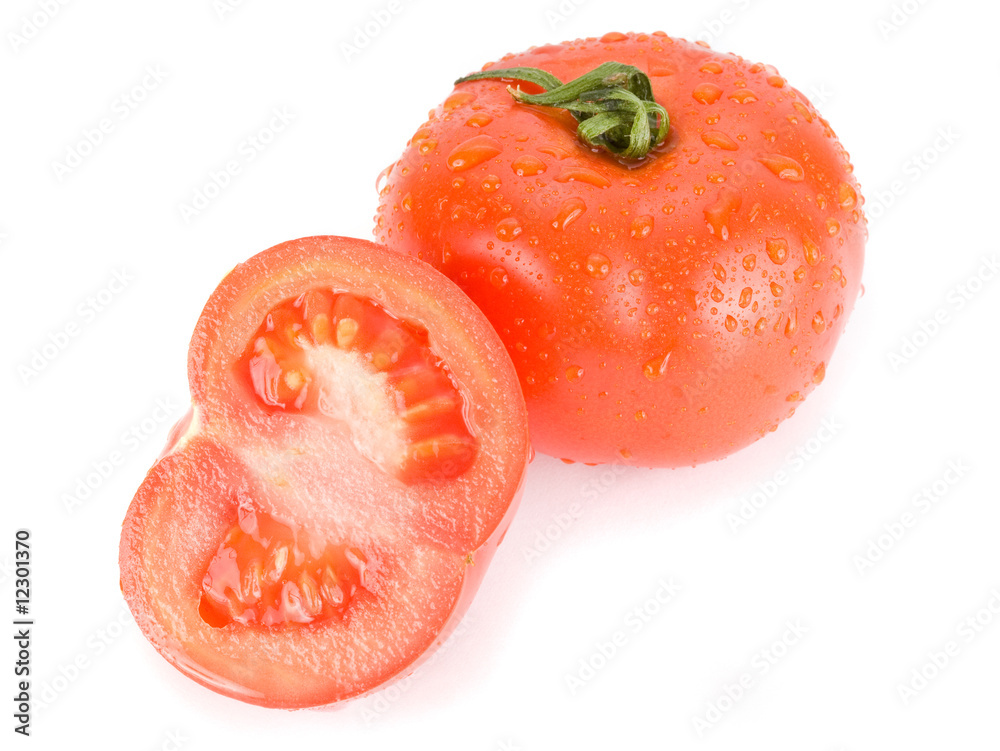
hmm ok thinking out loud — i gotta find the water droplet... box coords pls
[700,61,723,74]
[512,154,547,176]
[813,362,826,383]
[489,267,508,288]
[803,236,821,266]
[635,410,647,421]
[729,89,759,104]
[812,311,826,333]
[692,83,723,104]
[600,31,628,42]
[585,253,611,280]
[710,286,724,302]
[555,168,611,188]
[495,217,522,242]
[565,365,584,382]
[766,74,786,88]
[758,153,805,181]
[630,214,654,239]
[725,315,738,332]
[704,186,742,240]
[826,218,841,236]
[466,113,493,128]
[754,316,768,335]
[743,254,757,271]
[418,138,437,155]
[786,392,802,402]
[793,101,813,123]
[646,302,659,316]
[739,287,753,308]
[628,269,645,286]
[552,197,586,230]
[784,309,798,338]
[537,144,572,160]
[376,162,395,195]
[700,130,739,151]
[447,135,503,172]
[444,91,476,111]
[481,174,501,192]
[766,237,789,265]
[643,353,670,381]
[713,263,727,282]
[770,281,784,297]
[683,289,699,311]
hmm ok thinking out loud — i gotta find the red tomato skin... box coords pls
[120,236,530,708]
[375,32,866,467]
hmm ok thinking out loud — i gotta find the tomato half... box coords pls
[119,236,530,708]
[375,32,866,467]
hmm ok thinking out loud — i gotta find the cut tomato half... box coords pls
[119,236,530,708]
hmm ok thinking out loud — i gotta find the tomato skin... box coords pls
[376,32,866,467]
[119,236,529,708]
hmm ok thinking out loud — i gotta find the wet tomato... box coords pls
[119,236,530,708]
[375,32,866,467]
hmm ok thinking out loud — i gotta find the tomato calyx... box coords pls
[456,61,669,161]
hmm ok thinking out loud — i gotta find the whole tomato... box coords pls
[376,32,865,467]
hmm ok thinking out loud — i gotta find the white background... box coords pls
[3,0,999,747]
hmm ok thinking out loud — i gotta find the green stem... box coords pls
[456,62,669,161]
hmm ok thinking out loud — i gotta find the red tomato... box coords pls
[119,236,530,708]
[375,32,866,467]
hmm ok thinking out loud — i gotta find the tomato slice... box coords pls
[119,236,530,708]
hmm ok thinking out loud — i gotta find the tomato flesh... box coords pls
[199,499,372,629]
[239,288,477,482]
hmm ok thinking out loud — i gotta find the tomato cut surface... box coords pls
[119,236,530,708]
